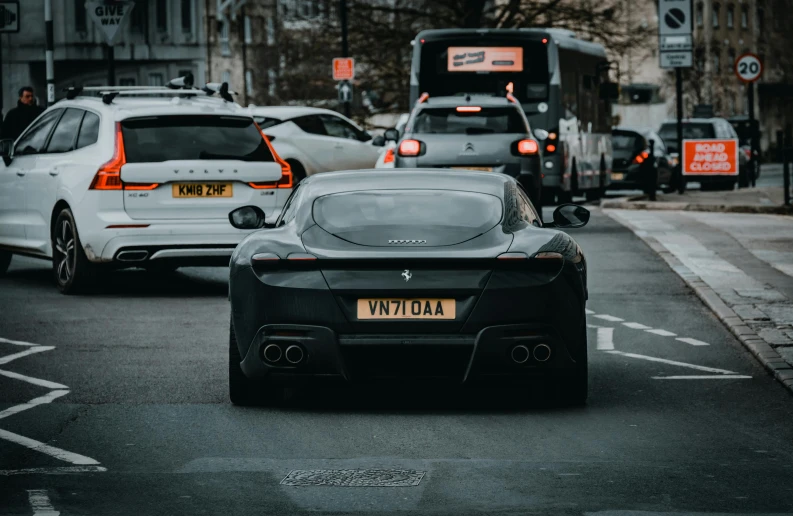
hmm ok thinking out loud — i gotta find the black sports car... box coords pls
[227,169,591,406]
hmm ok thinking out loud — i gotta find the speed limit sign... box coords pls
[734,53,763,83]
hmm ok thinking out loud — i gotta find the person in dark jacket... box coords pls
[1,87,45,141]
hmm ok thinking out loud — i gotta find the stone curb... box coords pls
[600,197,793,215]
[605,211,793,396]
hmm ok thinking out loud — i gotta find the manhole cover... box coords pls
[280,468,425,487]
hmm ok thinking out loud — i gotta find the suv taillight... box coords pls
[249,125,293,189]
[89,123,125,190]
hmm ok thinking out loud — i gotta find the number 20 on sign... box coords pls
[734,53,763,83]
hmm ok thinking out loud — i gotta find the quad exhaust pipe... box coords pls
[285,345,305,365]
[510,343,552,364]
[262,344,282,363]
[262,343,306,365]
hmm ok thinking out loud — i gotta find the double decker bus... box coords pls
[410,28,618,203]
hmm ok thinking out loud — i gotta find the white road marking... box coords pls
[645,329,677,337]
[622,322,652,330]
[0,369,68,389]
[0,390,70,420]
[0,428,101,465]
[606,350,738,375]
[596,327,615,351]
[676,337,710,347]
[587,324,604,329]
[585,309,595,315]
[594,314,624,322]
[27,489,60,516]
[0,346,56,365]
[0,466,107,476]
[652,375,752,380]
[0,337,40,347]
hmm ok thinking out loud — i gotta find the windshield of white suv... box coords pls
[411,107,528,135]
[121,115,275,162]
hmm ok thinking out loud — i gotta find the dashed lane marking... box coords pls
[0,369,69,389]
[645,329,677,337]
[652,375,753,380]
[606,350,739,375]
[27,489,60,516]
[676,337,710,347]
[596,327,614,351]
[0,390,70,420]
[622,322,652,330]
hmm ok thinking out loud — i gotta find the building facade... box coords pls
[0,0,207,114]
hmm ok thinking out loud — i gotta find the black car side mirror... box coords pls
[546,204,590,229]
[384,128,399,141]
[372,135,386,147]
[0,139,13,166]
[229,206,275,230]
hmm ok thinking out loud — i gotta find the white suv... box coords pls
[0,83,292,294]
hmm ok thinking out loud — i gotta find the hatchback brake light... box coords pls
[517,139,539,155]
[398,139,423,157]
[456,106,482,112]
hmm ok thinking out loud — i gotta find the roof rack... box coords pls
[63,73,237,105]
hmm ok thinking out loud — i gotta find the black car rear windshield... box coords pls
[121,116,274,163]
[612,131,645,152]
[411,107,527,135]
[658,123,716,151]
[313,190,503,232]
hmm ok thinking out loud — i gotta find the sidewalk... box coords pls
[605,208,793,394]
[601,163,793,215]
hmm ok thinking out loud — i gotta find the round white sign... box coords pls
[734,53,763,83]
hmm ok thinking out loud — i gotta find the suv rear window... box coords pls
[411,107,527,135]
[658,123,716,152]
[121,116,274,163]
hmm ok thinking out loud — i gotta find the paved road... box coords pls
[1,208,793,515]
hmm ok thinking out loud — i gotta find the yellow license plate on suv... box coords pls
[357,299,456,320]
[172,183,233,198]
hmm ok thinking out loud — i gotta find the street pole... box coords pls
[0,35,4,115]
[747,82,757,188]
[107,45,115,86]
[340,0,350,118]
[781,130,791,206]
[675,67,686,194]
[45,0,55,106]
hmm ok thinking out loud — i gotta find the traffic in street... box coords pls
[2,1,793,514]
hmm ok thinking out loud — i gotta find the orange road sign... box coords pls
[682,139,739,175]
[333,58,355,80]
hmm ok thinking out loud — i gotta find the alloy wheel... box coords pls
[54,219,76,285]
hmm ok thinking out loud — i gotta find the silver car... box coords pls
[389,94,545,208]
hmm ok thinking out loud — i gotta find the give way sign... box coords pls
[86,0,135,45]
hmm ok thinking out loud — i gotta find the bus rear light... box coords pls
[90,122,125,190]
[517,139,539,155]
[542,38,548,44]
[383,148,395,164]
[548,132,558,140]
[398,139,423,157]
[545,144,556,153]
[456,106,482,112]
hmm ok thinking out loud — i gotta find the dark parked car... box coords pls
[658,117,750,191]
[226,170,591,407]
[610,127,675,193]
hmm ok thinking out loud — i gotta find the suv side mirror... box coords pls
[599,82,619,101]
[546,204,590,229]
[229,206,274,230]
[0,139,13,166]
[371,134,386,147]
[384,128,399,141]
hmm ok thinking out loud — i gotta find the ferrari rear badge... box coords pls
[402,269,412,282]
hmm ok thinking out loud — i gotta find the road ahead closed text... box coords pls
[682,139,739,176]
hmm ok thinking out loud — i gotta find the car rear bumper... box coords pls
[238,323,580,387]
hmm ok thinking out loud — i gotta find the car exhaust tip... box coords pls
[285,345,305,365]
[510,344,530,364]
[262,344,283,364]
[116,250,149,262]
[533,343,552,362]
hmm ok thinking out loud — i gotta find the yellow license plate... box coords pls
[172,183,233,198]
[452,166,493,172]
[357,298,456,320]
[611,172,625,181]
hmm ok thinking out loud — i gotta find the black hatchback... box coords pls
[610,127,675,193]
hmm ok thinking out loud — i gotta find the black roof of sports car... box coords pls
[297,169,512,198]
